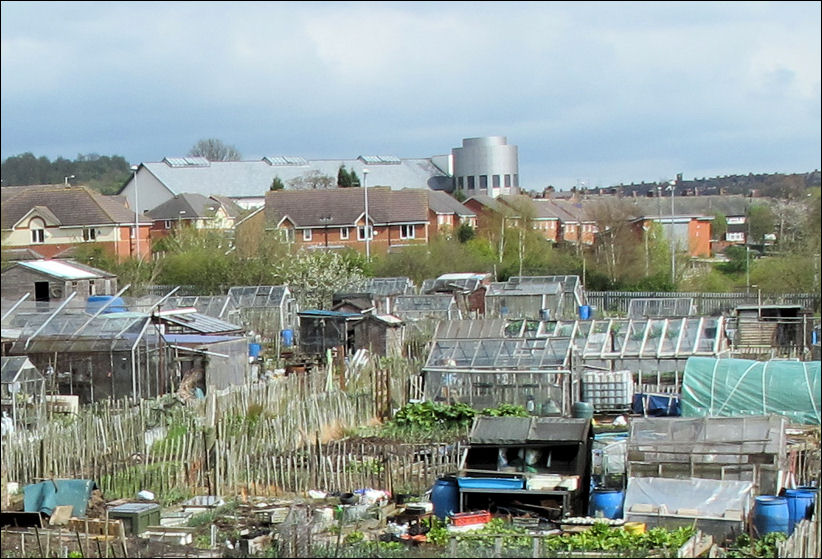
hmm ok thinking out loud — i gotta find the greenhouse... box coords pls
[422,336,575,414]
[627,297,696,318]
[226,285,297,340]
[1,356,45,429]
[160,294,239,322]
[484,275,586,320]
[429,317,729,373]
[393,294,461,322]
[1,293,249,403]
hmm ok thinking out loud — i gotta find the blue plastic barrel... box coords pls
[753,496,789,536]
[579,305,592,320]
[589,488,624,519]
[281,329,294,348]
[248,343,261,358]
[86,295,127,314]
[785,489,816,534]
[430,476,459,519]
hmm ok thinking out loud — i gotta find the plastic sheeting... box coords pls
[681,356,821,425]
[624,477,753,518]
[23,479,96,517]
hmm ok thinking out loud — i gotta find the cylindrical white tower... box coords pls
[452,136,519,198]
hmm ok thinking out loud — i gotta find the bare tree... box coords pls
[287,170,335,190]
[188,138,242,161]
[586,198,644,283]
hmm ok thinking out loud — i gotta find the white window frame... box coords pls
[302,229,313,241]
[165,220,172,229]
[357,225,373,241]
[399,224,415,239]
[30,218,45,243]
[83,228,96,241]
[279,228,295,243]
[340,227,350,240]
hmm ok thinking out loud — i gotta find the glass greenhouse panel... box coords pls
[696,317,721,353]
[660,319,685,356]
[680,318,702,353]
[642,319,668,357]
[622,320,648,355]
[472,340,501,367]
[451,340,480,367]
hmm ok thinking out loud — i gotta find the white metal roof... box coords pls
[18,260,102,280]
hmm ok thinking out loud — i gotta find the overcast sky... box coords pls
[2,1,820,191]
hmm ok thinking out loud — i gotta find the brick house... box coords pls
[236,187,431,255]
[1,185,150,262]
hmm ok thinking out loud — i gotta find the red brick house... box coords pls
[258,187,431,254]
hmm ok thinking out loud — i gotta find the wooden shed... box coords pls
[1,260,117,303]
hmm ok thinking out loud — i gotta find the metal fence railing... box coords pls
[586,291,820,316]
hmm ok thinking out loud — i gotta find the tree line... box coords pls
[0,152,132,194]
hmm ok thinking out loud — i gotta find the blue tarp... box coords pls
[632,393,682,416]
[23,479,97,517]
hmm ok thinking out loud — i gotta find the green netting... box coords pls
[681,356,821,425]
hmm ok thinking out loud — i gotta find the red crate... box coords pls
[449,510,491,526]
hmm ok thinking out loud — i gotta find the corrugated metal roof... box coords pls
[138,157,450,200]
[160,312,244,334]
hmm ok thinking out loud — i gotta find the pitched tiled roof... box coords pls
[428,190,476,216]
[146,193,222,220]
[464,194,518,216]
[264,187,429,228]
[1,185,144,229]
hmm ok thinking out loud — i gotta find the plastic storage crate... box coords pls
[582,370,634,411]
[449,510,491,526]
[457,477,524,490]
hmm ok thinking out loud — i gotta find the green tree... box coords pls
[337,165,352,188]
[711,212,727,240]
[456,222,475,243]
[188,138,241,161]
[747,203,775,244]
[270,177,284,191]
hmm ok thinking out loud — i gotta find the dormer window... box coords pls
[30,218,45,243]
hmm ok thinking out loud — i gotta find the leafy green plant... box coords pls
[542,522,695,553]
[726,532,787,558]
[344,530,365,545]
[480,403,529,417]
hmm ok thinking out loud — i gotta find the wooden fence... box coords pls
[777,493,821,558]
[1,362,445,503]
[586,291,820,315]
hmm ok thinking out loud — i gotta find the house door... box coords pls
[34,281,50,302]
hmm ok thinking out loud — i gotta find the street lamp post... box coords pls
[667,180,676,285]
[362,168,370,261]
[130,165,140,260]
[64,175,75,186]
